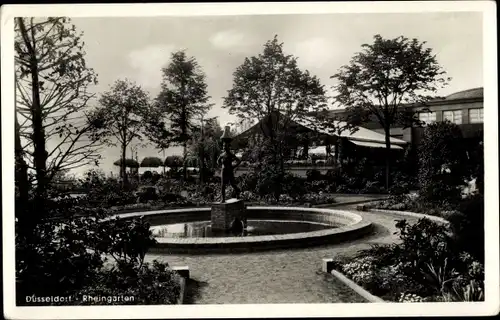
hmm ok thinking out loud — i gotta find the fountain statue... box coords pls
[210,126,247,232]
[217,128,242,203]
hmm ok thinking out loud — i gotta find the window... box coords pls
[418,112,436,125]
[469,108,484,123]
[443,110,463,124]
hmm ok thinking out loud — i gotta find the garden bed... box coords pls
[329,214,485,303]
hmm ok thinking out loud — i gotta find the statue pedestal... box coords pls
[211,198,247,232]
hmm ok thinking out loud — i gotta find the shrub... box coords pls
[79,260,181,305]
[304,180,330,193]
[237,172,259,193]
[306,169,323,181]
[254,166,285,201]
[142,170,153,181]
[335,216,485,302]
[282,174,307,200]
[362,180,385,194]
[395,219,456,269]
[450,194,484,261]
[136,186,159,203]
[418,121,470,205]
[16,195,181,306]
[16,217,105,304]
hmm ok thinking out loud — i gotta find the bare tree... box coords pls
[15,17,103,207]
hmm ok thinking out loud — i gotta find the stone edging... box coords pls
[314,197,389,208]
[329,269,385,303]
[368,208,450,226]
[117,207,373,253]
[172,266,189,304]
[177,277,186,304]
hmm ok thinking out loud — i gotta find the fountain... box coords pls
[115,125,373,253]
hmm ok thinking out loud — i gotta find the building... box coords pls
[232,111,407,167]
[327,87,484,146]
[230,87,483,174]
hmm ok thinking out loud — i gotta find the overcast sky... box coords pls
[69,12,483,176]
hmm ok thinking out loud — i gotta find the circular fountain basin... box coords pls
[115,206,373,254]
[150,219,337,238]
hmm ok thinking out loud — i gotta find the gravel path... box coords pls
[145,205,420,304]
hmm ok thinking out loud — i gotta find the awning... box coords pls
[351,140,403,149]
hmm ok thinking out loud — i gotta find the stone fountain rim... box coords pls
[112,206,371,246]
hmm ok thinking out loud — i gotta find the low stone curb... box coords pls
[328,269,385,303]
[110,198,388,216]
[314,197,389,208]
[367,208,450,226]
[177,277,186,304]
[172,266,190,304]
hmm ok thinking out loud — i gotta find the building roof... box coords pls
[234,112,407,146]
[442,87,483,101]
[315,87,484,116]
[295,116,407,145]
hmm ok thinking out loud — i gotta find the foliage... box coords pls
[95,216,157,266]
[394,218,456,271]
[223,35,330,171]
[140,156,163,168]
[16,193,181,306]
[255,165,286,201]
[335,217,484,302]
[332,34,450,189]
[164,155,183,174]
[113,158,140,168]
[448,194,484,261]
[79,260,181,305]
[97,79,151,186]
[418,121,471,205]
[142,170,153,181]
[188,117,223,182]
[306,169,323,181]
[136,186,160,203]
[148,50,212,180]
[80,169,137,208]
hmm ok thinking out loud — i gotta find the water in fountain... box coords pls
[150,219,336,238]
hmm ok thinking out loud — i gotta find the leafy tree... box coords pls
[14,17,104,215]
[149,50,212,180]
[418,121,470,205]
[223,35,328,172]
[140,157,163,168]
[97,79,150,188]
[189,116,223,182]
[164,155,183,178]
[331,34,450,189]
[113,158,140,169]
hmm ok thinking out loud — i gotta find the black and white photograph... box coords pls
[1,2,498,319]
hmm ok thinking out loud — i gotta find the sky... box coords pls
[68,11,483,177]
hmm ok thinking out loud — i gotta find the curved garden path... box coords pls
[145,204,420,304]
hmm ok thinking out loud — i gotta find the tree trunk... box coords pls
[199,146,206,184]
[28,45,48,212]
[182,142,188,181]
[121,143,127,189]
[384,125,391,191]
[15,112,31,234]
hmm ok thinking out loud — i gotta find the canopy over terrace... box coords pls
[231,112,407,156]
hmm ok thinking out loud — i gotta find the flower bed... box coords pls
[107,192,338,215]
[330,218,485,302]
